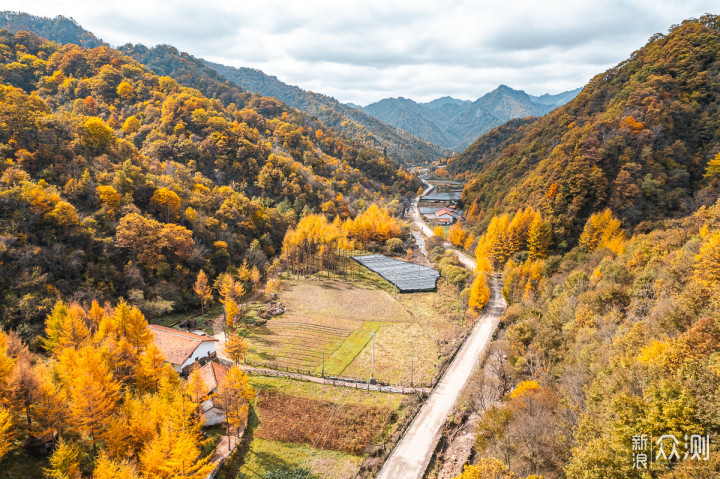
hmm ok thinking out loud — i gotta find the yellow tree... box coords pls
[579,209,624,253]
[704,151,720,177]
[694,230,720,285]
[469,273,491,311]
[135,344,173,394]
[449,222,468,247]
[218,366,255,437]
[186,367,208,420]
[43,301,68,353]
[7,355,40,429]
[193,270,212,317]
[93,452,140,479]
[96,185,122,217]
[0,406,13,462]
[140,422,213,479]
[225,332,248,366]
[527,214,551,260]
[57,303,91,351]
[452,458,517,479]
[150,187,181,221]
[45,438,82,479]
[433,226,445,239]
[58,346,120,446]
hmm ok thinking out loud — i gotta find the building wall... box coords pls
[180,341,217,370]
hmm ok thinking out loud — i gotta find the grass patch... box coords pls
[319,321,380,376]
[238,438,363,479]
[248,376,403,410]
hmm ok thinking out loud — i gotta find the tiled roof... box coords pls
[149,325,217,366]
[196,360,229,397]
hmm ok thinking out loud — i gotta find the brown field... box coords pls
[254,390,395,454]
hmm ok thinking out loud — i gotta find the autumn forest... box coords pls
[0,8,720,479]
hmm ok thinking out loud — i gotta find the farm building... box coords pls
[352,254,440,292]
[196,360,230,425]
[421,191,462,204]
[434,207,464,224]
[149,325,218,373]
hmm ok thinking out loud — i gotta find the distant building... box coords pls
[434,207,464,224]
[421,191,462,204]
[149,325,218,373]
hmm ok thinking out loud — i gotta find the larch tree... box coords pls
[45,438,83,479]
[0,406,13,462]
[7,355,40,429]
[433,226,445,238]
[92,452,140,479]
[135,344,171,394]
[185,367,208,420]
[225,332,248,366]
[579,209,625,253]
[526,215,551,260]
[193,270,212,317]
[694,230,720,285]
[469,273,491,311]
[218,366,255,437]
[449,222,468,247]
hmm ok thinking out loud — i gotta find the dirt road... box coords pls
[375,279,505,479]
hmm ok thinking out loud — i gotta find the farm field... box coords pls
[242,274,467,385]
[236,376,408,478]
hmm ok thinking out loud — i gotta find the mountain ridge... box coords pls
[361,85,581,151]
[0,11,449,167]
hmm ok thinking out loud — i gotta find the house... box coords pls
[195,360,230,426]
[149,325,218,373]
[435,207,464,224]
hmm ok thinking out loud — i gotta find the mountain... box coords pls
[0,12,448,167]
[449,15,720,241]
[0,11,104,48]
[362,85,579,151]
[0,29,418,336]
[530,87,582,106]
[204,61,450,165]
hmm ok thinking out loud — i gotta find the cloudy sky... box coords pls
[4,0,718,104]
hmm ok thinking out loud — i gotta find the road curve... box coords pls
[376,279,505,479]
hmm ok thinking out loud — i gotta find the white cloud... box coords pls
[3,0,718,104]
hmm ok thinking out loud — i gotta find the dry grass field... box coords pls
[243,276,467,384]
[237,376,407,479]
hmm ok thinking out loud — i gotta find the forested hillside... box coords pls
[448,15,720,479]
[206,60,451,165]
[0,29,418,341]
[0,11,448,167]
[450,16,720,243]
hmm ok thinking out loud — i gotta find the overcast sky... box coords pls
[4,0,718,104]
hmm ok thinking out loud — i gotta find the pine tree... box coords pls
[186,367,208,419]
[57,303,91,351]
[43,301,68,353]
[193,270,212,317]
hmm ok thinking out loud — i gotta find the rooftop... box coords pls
[352,254,440,293]
[149,325,218,366]
[196,360,229,397]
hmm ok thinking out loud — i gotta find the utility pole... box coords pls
[410,357,414,387]
[370,332,377,382]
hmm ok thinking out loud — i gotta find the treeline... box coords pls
[0,29,418,340]
[282,205,404,274]
[0,300,254,477]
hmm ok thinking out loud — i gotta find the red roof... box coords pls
[149,325,217,366]
[196,361,229,397]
